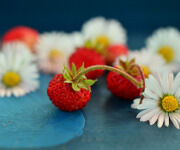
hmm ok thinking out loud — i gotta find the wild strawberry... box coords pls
[47,64,96,112]
[106,58,145,100]
[47,62,144,111]
[69,47,105,79]
[2,26,39,52]
[105,44,128,65]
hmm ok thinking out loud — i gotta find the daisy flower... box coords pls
[70,31,84,47]
[36,32,81,74]
[82,17,126,53]
[146,27,180,71]
[132,72,180,129]
[114,50,168,78]
[0,42,39,97]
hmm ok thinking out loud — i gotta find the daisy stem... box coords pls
[74,65,144,88]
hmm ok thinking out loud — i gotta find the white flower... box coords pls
[70,32,84,48]
[132,72,180,129]
[114,50,169,78]
[0,42,39,97]
[36,32,81,74]
[146,27,180,71]
[82,17,126,50]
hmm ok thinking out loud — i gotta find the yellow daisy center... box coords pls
[2,72,21,87]
[49,49,62,61]
[95,35,110,48]
[158,46,174,63]
[141,65,151,78]
[161,96,179,112]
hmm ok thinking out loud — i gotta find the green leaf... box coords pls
[63,72,71,81]
[72,83,80,91]
[64,80,72,83]
[72,63,77,76]
[78,63,85,73]
[84,79,97,86]
[78,82,89,90]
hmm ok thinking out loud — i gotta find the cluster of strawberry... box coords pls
[0,26,145,112]
[47,48,145,112]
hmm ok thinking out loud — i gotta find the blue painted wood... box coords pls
[0,74,85,149]
[48,35,180,150]
[56,74,180,150]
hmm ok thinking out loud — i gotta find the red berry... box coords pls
[106,71,142,100]
[69,47,105,79]
[2,26,39,52]
[106,44,128,65]
[47,74,91,112]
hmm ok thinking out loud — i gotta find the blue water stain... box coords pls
[0,74,85,149]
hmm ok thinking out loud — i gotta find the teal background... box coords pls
[0,74,85,149]
[0,0,180,36]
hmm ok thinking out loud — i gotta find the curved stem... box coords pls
[133,64,145,92]
[131,64,146,104]
[74,65,143,88]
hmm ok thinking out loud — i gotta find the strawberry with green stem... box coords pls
[47,63,145,112]
[107,58,145,100]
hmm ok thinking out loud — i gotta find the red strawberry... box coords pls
[47,74,91,112]
[69,47,105,79]
[105,44,128,65]
[2,26,39,52]
[106,59,144,100]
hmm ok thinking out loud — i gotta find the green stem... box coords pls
[74,65,143,88]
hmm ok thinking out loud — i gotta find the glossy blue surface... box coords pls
[57,74,180,150]
[0,74,85,149]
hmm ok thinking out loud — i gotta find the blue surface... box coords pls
[35,35,179,150]
[57,74,180,150]
[0,74,85,149]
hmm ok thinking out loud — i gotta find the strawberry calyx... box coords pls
[63,63,97,91]
[116,58,146,102]
[117,58,139,77]
[64,63,145,92]
[117,58,145,89]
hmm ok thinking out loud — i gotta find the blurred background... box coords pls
[0,0,179,48]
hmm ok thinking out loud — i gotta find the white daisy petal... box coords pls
[114,49,169,78]
[132,98,157,110]
[149,110,161,125]
[82,17,126,44]
[161,71,169,93]
[143,88,159,100]
[131,98,140,109]
[168,73,174,90]
[136,101,157,110]
[172,113,180,125]
[35,32,77,74]
[140,107,160,122]
[133,71,180,129]
[169,113,180,129]
[146,27,180,71]
[0,42,39,97]
[157,112,165,128]
[0,88,6,97]
[146,75,163,97]
[171,72,180,94]
[136,109,153,119]
[164,113,169,127]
